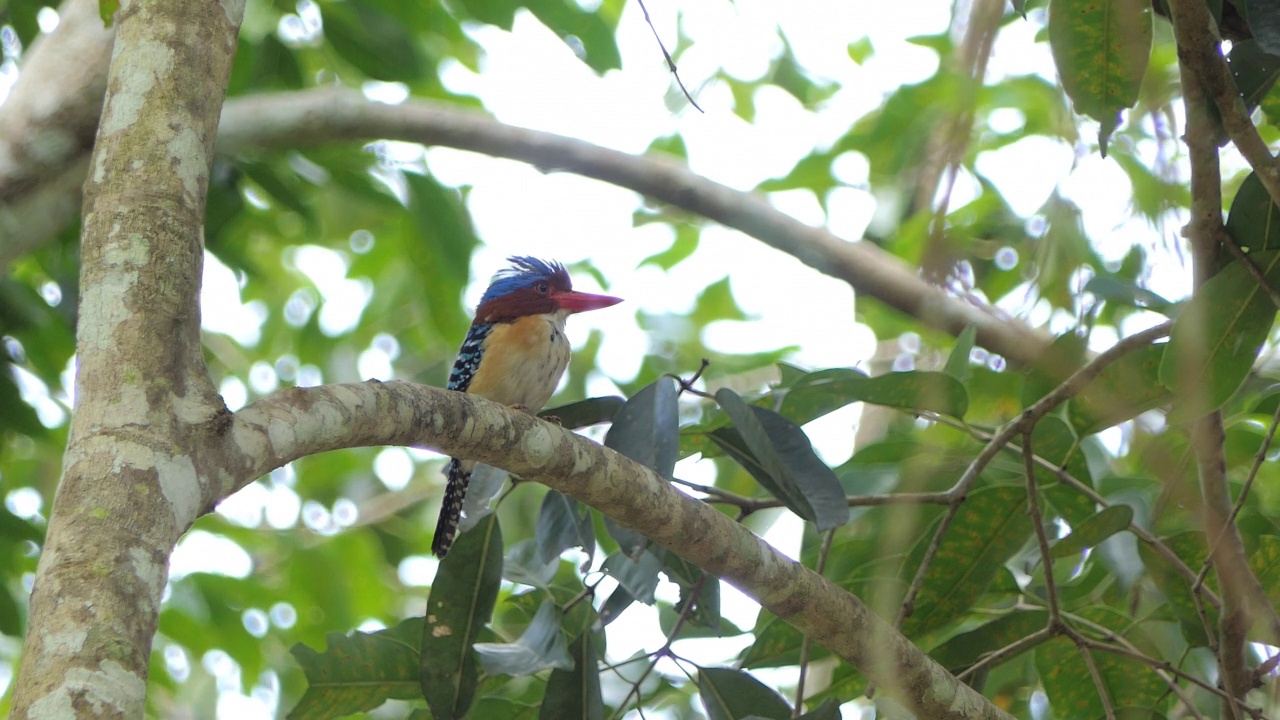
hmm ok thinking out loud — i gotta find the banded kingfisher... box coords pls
[432,256,622,558]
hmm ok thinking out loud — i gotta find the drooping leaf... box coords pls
[503,539,559,589]
[536,491,594,564]
[1136,531,1216,644]
[422,514,504,720]
[322,1,427,82]
[605,377,679,480]
[1227,40,1280,114]
[1069,342,1169,435]
[929,609,1051,673]
[1048,0,1153,155]
[1051,505,1134,558]
[714,389,850,531]
[474,598,573,676]
[1018,415,1095,524]
[540,632,604,720]
[1159,251,1280,421]
[696,666,791,720]
[1036,635,1167,718]
[459,463,509,533]
[289,618,423,719]
[1022,331,1088,409]
[600,549,663,604]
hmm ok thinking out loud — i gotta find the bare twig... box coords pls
[794,529,835,717]
[635,0,703,113]
[1022,428,1060,621]
[1076,641,1117,720]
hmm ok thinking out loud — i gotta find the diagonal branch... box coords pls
[209,379,1016,720]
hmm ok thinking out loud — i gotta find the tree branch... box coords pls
[209,379,1015,720]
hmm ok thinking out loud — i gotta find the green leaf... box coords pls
[540,632,604,720]
[639,225,700,271]
[1051,505,1134,558]
[1083,276,1174,312]
[600,549,663,604]
[1227,170,1280,253]
[1227,40,1280,114]
[288,618,423,719]
[540,396,624,429]
[525,0,622,73]
[422,514,504,720]
[99,0,118,25]
[741,611,830,669]
[1023,332,1087,408]
[1048,0,1152,155]
[1019,415,1095,524]
[944,325,977,382]
[474,598,573,676]
[696,667,791,720]
[929,610,1051,673]
[847,37,874,65]
[503,539,559,589]
[536,491,594,564]
[605,377,679,480]
[1136,531,1215,644]
[1036,635,1167,718]
[1249,535,1280,607]
[714,389,850,531]
[1159,251,1280,421]
[323,2,427,82]
[1069,342,1169,435]
[904,486,1033,639]
[780,369,969,425]
[797,699,843,720]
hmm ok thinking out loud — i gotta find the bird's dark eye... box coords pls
[534,282,550,294]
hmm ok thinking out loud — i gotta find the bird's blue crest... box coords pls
[478,256,569,305]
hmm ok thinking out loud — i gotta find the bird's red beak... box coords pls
[554,290,623,314]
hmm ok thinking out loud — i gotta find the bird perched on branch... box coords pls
[432,256,622,558]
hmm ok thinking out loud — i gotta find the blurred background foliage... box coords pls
[2,0,1280,717]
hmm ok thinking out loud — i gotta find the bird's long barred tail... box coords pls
[432,458,470,558]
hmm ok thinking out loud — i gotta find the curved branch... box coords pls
[3,84,1055,367]
[215,88,1053,366]
[210,379,1015,720]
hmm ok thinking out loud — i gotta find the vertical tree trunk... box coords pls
[10,0,244,715]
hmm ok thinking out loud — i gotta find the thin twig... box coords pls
[670,476,952,515]
[956,626,1054,682]
[1074,640,1117,720]
[610,572,709,720]
[1022,427,1060,621]
[635,0,704,113]
[793,529,835,717]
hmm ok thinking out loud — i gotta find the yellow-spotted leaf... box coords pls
[1049,0,1152,155]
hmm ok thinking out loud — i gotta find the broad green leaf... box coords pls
[474,598,573,676]
[639,224,699,270]
[929,610,1050,673]
[322,2,427,82]
[1069,343,1169,435]
[697,667,791,720]
[662,554,722,633]
[605,377,679,479]
[1159,251,1280,421]
[1227,170,1280,253]
[540,633,604,720]
[1083,276,1173,313]
[944,324,977,382]
[848,37,874,65]
[1048,0,1152,154]
[540,396,624,429]
[1036,635,1167,718]
[525,0,622,74]
[598,585,636,626]
[1137,531,1216,644]
[714,389,850,531]
[503,539,559,589]
[903,486,1033,639]
[288,618,422,719]
[536,491,594,563]
[781,369,969,423]
[1051,505,1133,558]
[601,549,663,604]
[422,514,504,720]
[797,699,843,720]
[1227,40,1280,114]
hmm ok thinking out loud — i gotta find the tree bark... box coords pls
[10,0,244,715]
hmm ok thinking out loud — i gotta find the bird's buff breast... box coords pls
[464,313,571,411]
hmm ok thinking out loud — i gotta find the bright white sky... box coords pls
[1,0,1199,717]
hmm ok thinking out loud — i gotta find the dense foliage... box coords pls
[3,0,1280,717]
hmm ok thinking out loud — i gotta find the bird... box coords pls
[432,256,622,558]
